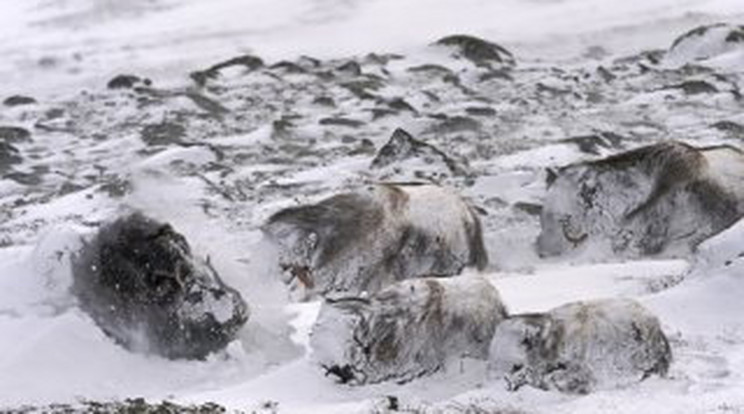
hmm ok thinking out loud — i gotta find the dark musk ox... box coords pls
[311,276,507,385]
[71,213,249,360]
[489,298,672,394]
[537,141,744,259]
[262,183,488,299]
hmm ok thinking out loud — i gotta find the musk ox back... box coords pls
[537,141,744,259]
[311,276,507,385]
[262,183,488,298]
[72,213,249,360]
[490,298,671,394]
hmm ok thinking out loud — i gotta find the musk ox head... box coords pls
[72,213,249,360]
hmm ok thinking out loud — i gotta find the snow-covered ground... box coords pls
[1,0,744,413]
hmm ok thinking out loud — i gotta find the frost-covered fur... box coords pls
[311,276,507,385]
[72,213,250,360]
[537,141,744,259]
[262,183,488,299]
[490,298,671,394]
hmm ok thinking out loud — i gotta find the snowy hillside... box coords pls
[1,1,744,413]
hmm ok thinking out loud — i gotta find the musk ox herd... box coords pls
[64,138,744,394]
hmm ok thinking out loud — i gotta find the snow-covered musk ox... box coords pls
[490,298,672,394]
[262,183,488,298]
[537,141,744,259]
[71,213,249,359]
[311,276,507,385]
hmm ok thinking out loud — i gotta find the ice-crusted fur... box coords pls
[310,276,507,385]
[490,298,672,394]
[537,141,744,259]
[262,183,488,299]
[71,213,250,360]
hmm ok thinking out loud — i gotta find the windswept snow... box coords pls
[1,0,744,413]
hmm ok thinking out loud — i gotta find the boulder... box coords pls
[71,213,249,359]
[667,23,744,65]
[490,298,671,394]
[262,183,487,299]
[3,95,37,106]
[371,128,468,176]
[311,276,507,385]
[537,141,744,259]
[434,35,516,68]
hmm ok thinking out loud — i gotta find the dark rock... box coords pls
[0,126,32,143]
[386,97,417,114]
[513,202,543,216]
[311,276,507,385]
[12,398,236,413]
[269,61,308,74]
[184,92,230,117]
[107,74,144,89]
[435,35,516,67]
[0,142,22,171]
[312,96,336,107]
[5,170,44,186]
[318,117,365,128]
[428,115,482,134]
[491,299,671,394]
[406,64,455,76]
[190,54,264,85]
[538,141,744,259]
[667,80,719,95]
[371,128,467,175]
[3,95,37,106]
[140,122,186,146]
[335,61,362,77]
[72,213,249,359]
[560,131,624,155]
[263,183,488,299]
[99,176,133,198]
[465,106,496,117]
[712,120,744,135]
[596,66,616,83]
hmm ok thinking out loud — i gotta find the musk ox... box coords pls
[311,276,507,385]
[537,141,744,259]
[490,298,672,394]
[262,183,488,299]
[72,213,249,360]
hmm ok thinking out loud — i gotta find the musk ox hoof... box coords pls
[490,298,672,394]
[262,183,488,299]
[538,141,744,259]
[311,276,507,385]
[72,213,249,360]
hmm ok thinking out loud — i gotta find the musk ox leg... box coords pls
[71,212,250,360]
[311,276,507,385]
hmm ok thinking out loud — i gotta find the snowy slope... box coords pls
[1,1,744,413]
